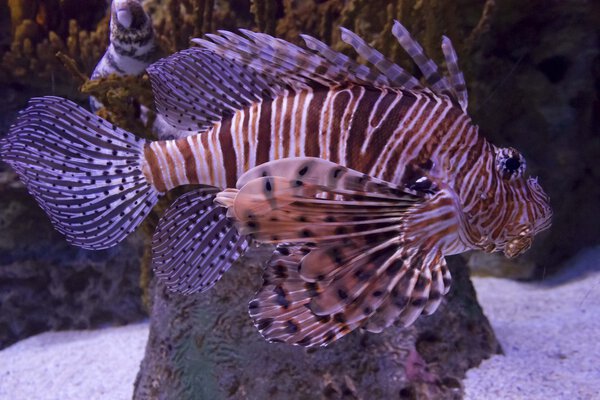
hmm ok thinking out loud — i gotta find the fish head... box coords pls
[111,0,149,31]
[492,147,553,258]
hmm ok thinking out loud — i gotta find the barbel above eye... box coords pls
[495,147,526,180]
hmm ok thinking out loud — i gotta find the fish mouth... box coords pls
[503,235,533,259]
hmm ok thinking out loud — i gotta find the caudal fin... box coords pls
[1,96,161,249]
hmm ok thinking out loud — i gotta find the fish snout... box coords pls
[503,229,533,258]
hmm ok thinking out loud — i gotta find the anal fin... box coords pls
[152,187,248,294]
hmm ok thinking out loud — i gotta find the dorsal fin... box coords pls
[147,49,283,132]
[191,21,469,107]
[338,27,422,89]
[194,30,356,89]
[150,21,470,133]
[300,34,390,87]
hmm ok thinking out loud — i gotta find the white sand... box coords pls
[466,247,600,400]
[0,248,598,399]
[0,322,149,400]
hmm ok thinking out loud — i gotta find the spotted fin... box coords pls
[147,49,282,132]
[249,246,364,347]
[249,242,451,347]
[1,97,161,249]
[215,157,423,243]
[152,187,248,294]
[219,158,459,346]
[363,249,451,333]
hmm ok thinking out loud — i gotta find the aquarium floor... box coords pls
[0,248,598,400]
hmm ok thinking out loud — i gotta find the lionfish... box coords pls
[1,22,552,347]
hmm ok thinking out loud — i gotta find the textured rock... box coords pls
[133,252,500,400]
[0,177,147,350]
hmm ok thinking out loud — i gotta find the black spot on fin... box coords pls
[152,187,248,294]
[1,96,160,249]
[147,49,281,132]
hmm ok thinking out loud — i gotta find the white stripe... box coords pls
[339,86,364,165]
[360,88,401,154]
[231,110,246,178]
[318,90,335,160]
[370,93,427,179]
[150,141,174,189]
[209,124,226,187]
[298,88,313,157]
[165,140,188,185]
[249,102,261,169]
[277,93,287,158]
[187,134,204,184]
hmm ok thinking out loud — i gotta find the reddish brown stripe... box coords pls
[143,144,166,192]
[177,138,198,184]
[456,135,485,192]
[424,106,463,156]
[281,92,294,156]
[199,133,215,184]
[218,118,237,187]
[356,91,417,173]
[304,90,328,157]
[161,142,180,187]
[394,100,444,177]
[293,91,307,156]
[370,89,396,127]
[256,99,272,164]
[243,105,253,171]
[273,95,284,158]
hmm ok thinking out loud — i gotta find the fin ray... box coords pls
[152,187,248,294]
[1,97,160,249]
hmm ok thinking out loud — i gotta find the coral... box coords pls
[133,255,499,399]
[1,0,108,97]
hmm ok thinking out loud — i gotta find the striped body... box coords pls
[142,87,474,189]
[142,86,490,253]
[142,84,550,257]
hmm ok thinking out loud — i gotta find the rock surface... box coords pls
[0,174,147,350]
[133,253,500,400]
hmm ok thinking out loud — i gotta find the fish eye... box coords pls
[496,147,526,180]
[505,156,521,172]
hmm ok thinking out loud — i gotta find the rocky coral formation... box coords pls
[134,253,499,399]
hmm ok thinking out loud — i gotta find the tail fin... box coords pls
[1,96,161,249]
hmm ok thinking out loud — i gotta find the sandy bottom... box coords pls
[0,322,149,400]
[0,248,598,400]
[465,247,600,400]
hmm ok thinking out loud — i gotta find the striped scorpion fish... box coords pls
[1,21,552,347]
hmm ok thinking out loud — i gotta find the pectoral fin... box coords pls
[218,158,461,346]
